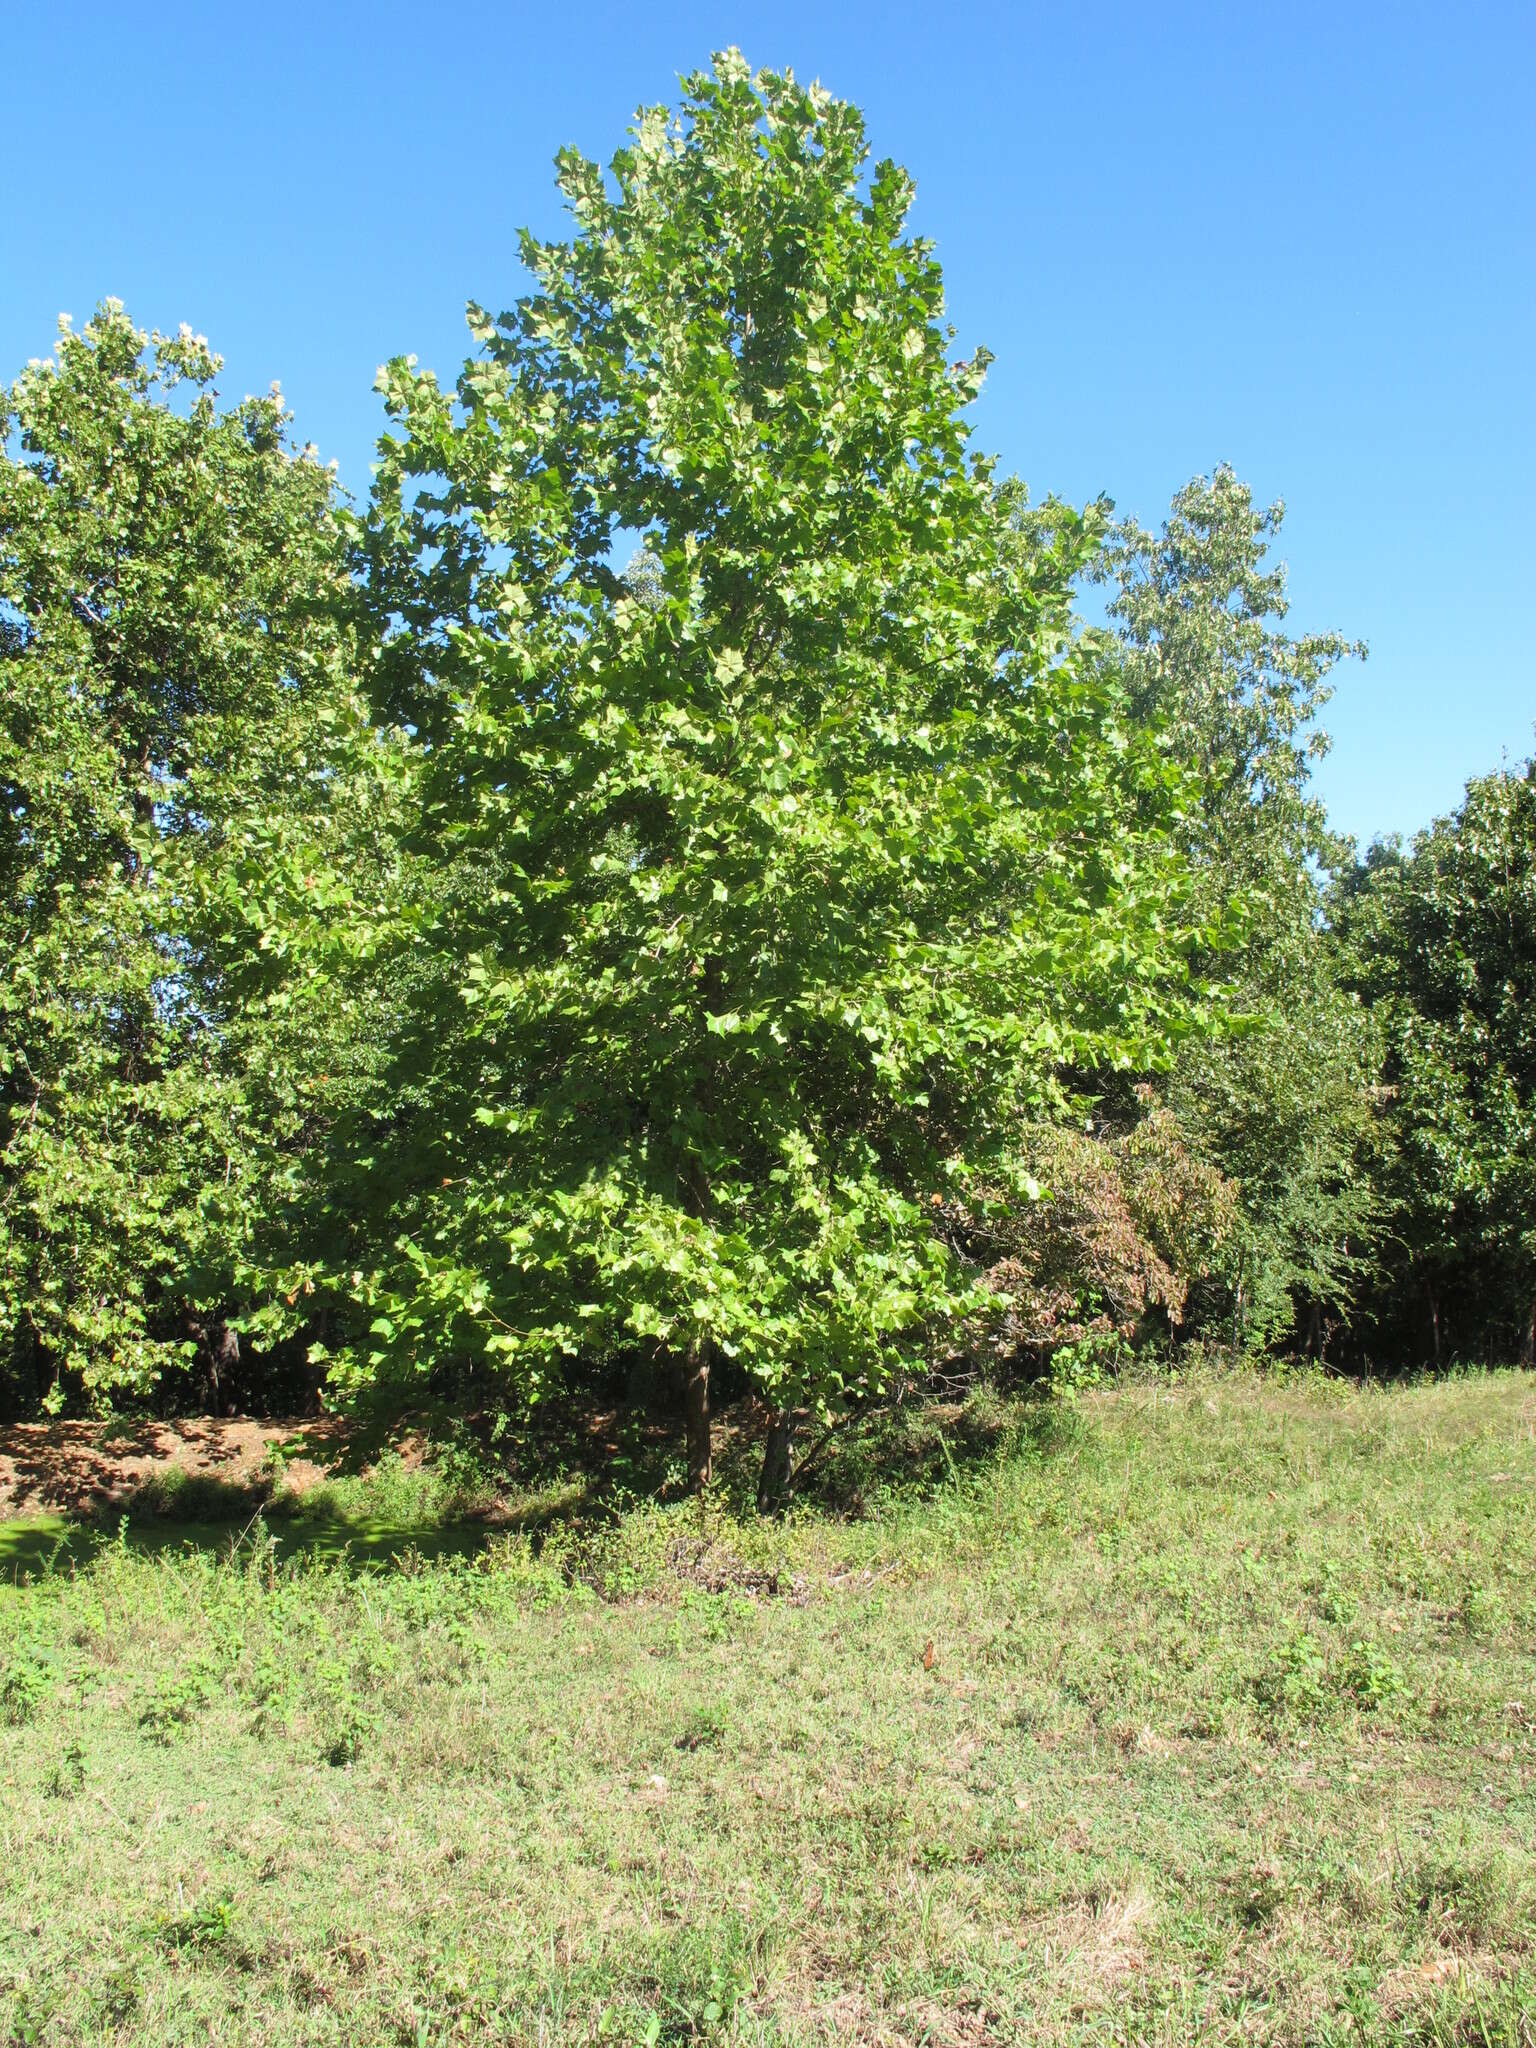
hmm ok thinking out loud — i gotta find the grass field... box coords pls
[2,1370,1533,2046]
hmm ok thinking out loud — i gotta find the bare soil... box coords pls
[0,1415,374,1518]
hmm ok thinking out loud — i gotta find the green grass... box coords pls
[2,1370,1533,2045]
[0,1509,490,1577]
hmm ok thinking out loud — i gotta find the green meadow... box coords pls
[3,1370,1532,2046]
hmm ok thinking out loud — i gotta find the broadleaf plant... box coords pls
[318,56,1209,1483]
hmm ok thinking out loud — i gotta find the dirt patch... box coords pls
[1027,1885,1157,1995]
[1375,1951,1484,2019]
[0,1416,374,1518]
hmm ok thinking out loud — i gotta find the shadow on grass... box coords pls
[0,1378,1075,1584]
[0,1509,493,1581]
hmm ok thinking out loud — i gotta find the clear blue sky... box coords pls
[5,2,1531,846]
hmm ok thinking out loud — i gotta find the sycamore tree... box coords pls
[347,54,1207,1490]
[0,304,372,1412]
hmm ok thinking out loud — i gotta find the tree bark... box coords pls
[1521,1296,1536,1368]
[1303,1301,1323,1362]
[195,1316,240,1412]
[757,1408,797,1515]
[684,1343,712,1493]
[680,951,723,1494]
[1427,1281,1441,1370]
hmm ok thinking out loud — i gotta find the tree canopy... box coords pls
[1,55,1529,1457]
[336,56,1207,1482]
[1098,468,1378,1353]
[1342,765,1536,1364]
[0,305,376,1412]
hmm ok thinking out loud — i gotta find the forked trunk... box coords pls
[757,1408,797,1515]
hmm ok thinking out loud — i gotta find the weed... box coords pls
[92,1958,140,2025]
[138,1669,210,1743]
[43,1739,85,1800]
[1342,1638,1409,1708]
[1461,1582,1508,1636]
[1256,1628,1330,1718]
[0,1655,50,1727]
[159,1892,237,1954]
[322,1708,375,1767]
[676,1703,729,1751]
[1314,1558,1360,1627]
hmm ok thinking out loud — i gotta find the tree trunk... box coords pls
[684,1343,712,1493]
[1521,1297,1536,1368]
[680,951,724,1494]
[196,1316,240,1412]
[1303,1301,1323,1361]
[1427,1281,1441,1370]
[757,1408,797,1515]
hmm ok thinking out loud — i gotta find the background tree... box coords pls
[1341,761,1536,1363]
[342,53,1208,1489]
[1098,467,1380,1353]
[0,305,372,1413]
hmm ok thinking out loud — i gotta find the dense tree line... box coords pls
[3,58,1532,1479]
